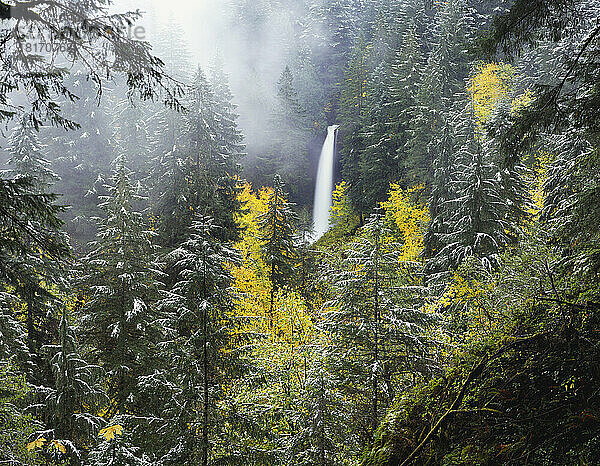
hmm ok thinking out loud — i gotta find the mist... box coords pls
[115,0,321,153]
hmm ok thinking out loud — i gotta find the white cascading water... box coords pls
[312,125,340,240]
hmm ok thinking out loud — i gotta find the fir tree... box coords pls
[482,0,600,276]
[0,172,69,386]
[286,342,345,466]
[0,293,29,365]
[79,156,161,415]
[109,94,152,179]
[405,0,472,187]
[41,297,106,462]
[338,33,371,222]
[258,175,299,319]
[7,114,57,190]
[359,23,423,208]
[207,57,246,242]
[423,117,456,275]
[43,70,114,251]
[434,100,511,272]
[152,65,243,247]
[323,213,427,454]
[157,216,242,466]
[258,66,311,202]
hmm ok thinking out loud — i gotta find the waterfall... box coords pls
[312,125,340,240]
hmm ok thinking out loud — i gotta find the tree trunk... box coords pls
[372,229,380,435]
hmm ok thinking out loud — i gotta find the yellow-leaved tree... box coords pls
[380,184,429,262]
[220,182,325,457]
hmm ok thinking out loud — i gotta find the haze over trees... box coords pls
[1,0,600,465]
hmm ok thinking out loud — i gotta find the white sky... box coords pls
[115,0,225,66]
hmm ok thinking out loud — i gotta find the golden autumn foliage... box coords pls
[380,184,429,262]
[99,424,123,441]
[229,182,317,347]
[529,150,554,214]
[468,62,514,130]
[329,181,358,234]
[26,438,46,452]
[50,440,67,454]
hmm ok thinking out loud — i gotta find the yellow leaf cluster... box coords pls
[330,181,355,231]
[380,184,429,262]
[99,424,123,441]
[229,183,316,345]
[50,440,67,454]
[467,62,514,134]
[26,438,45,451]
[511,89,534,116]
[529,150,554,215]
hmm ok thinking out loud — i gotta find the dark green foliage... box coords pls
[481,0,600,274]
[364,326,600,465]
[0,174,69,384]
[0,294,29,364]
[422,120,455,269]
[338,33,371,221]
[360,23,423,208]
[286,353,346,466]
[437,101,511,272]
[479,0,600,162]
[79,157,161,415]
[42,298,106,461]
[478,0,580,60]
[404,0,473,188]
[0,176,68,284]
[152,66,243,247]
[0,0,182,129]
[0,361,43,466]
[156,216,242,465]
[364,300,600,465]
[323,213,429,456]
[259,175,299,301]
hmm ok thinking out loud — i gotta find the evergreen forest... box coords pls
[1,0,600,464]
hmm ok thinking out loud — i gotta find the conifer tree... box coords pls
[41,297,106,462]
[338,33,371,221]
[423,118,457,277]
[207,57,246,242]
[0,360,42,466]
[7,114,57,190]
[286,344,345,466]
[434,100,510,272]
[4,116,69,385]
[258,175,299,318]
[323,213,427,453]
[110,95,152,179]
[87,422,152,466]
[258,66,311,201]
[0,293,28,365]
[79,156,161,415]
[359,23,423,208]
[152,65,243,247]
[307,0,359,100]
[481,0,600,275]
[43,71,114,250]
[405,0,472,187]
[157,216,242,466]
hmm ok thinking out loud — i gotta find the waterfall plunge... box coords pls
[312,125,340,240]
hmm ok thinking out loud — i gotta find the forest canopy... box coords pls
[1,0,600,465]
